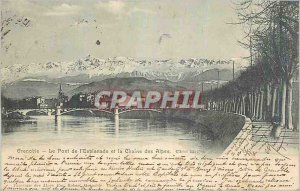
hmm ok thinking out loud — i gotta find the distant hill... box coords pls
[1,81,80,99]
[68,77,187,96]
[182,69,234,82]
[1,77,189,100]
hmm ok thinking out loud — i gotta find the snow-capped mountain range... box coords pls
[1,55,248,84]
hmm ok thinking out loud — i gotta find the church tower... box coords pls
[57,83,65,106]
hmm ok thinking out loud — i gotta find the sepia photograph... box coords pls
[1,0,299,190]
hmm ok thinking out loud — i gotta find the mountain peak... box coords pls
[1,56,248,84]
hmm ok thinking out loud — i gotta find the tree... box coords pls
[233,0,298,129]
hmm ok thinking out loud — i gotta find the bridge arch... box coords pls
[60,108,113,115]
[118,108,163,119]
[26,110,48,116]
[118,108,162,114]
[5,109,51,116]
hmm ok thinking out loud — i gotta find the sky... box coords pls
[1,0,249,66]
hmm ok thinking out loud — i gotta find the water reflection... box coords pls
[114,115,119,136]
[2,115,224,156]
[54,116,62,133]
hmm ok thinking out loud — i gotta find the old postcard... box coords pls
[1,0,299,190]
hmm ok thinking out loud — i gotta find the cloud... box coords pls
[44,3,81,16]
[95,1,156,19]
[96,1,126,14]
[108,1,125,13]
[130,7,156,15]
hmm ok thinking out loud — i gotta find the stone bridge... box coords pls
[4,107,163,117]
[59,107,162,116]
[4,108,54,116]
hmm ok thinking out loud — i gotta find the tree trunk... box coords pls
[259,89,264,120]
[266,84,271,120]
[252,92,255,119]
[280,80,286,128]
[237,97,241,114]
[234,97,238,113]
[253,91,258,120]
[256,91,261,120]
[246,94,250,116]
[285,79,294,129]
[253,92,257,119]
[271,85,277,120]
[238,96,241,114]
[220,101,222,111]
[227,101,230,112]
[220,101,223,111]
[239,96,243,114]
[233,98,236,113]
[238,97,241,115]
[242,95,246,115]
[249,92,253,117]
[234,98,236,113]
[240,96,244,115]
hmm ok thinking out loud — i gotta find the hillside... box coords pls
[182,68,234,82]
[1,81,80,99]
[69,77,187,96]
[1,77,190,99]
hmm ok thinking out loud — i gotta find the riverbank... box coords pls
[167,109,299,189]
[165,109,299,156]
[1,112,35,126]
[164,109,245,149]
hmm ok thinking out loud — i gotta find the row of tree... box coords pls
[204,1,298,130]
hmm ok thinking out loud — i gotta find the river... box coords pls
[2,115,224,157]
